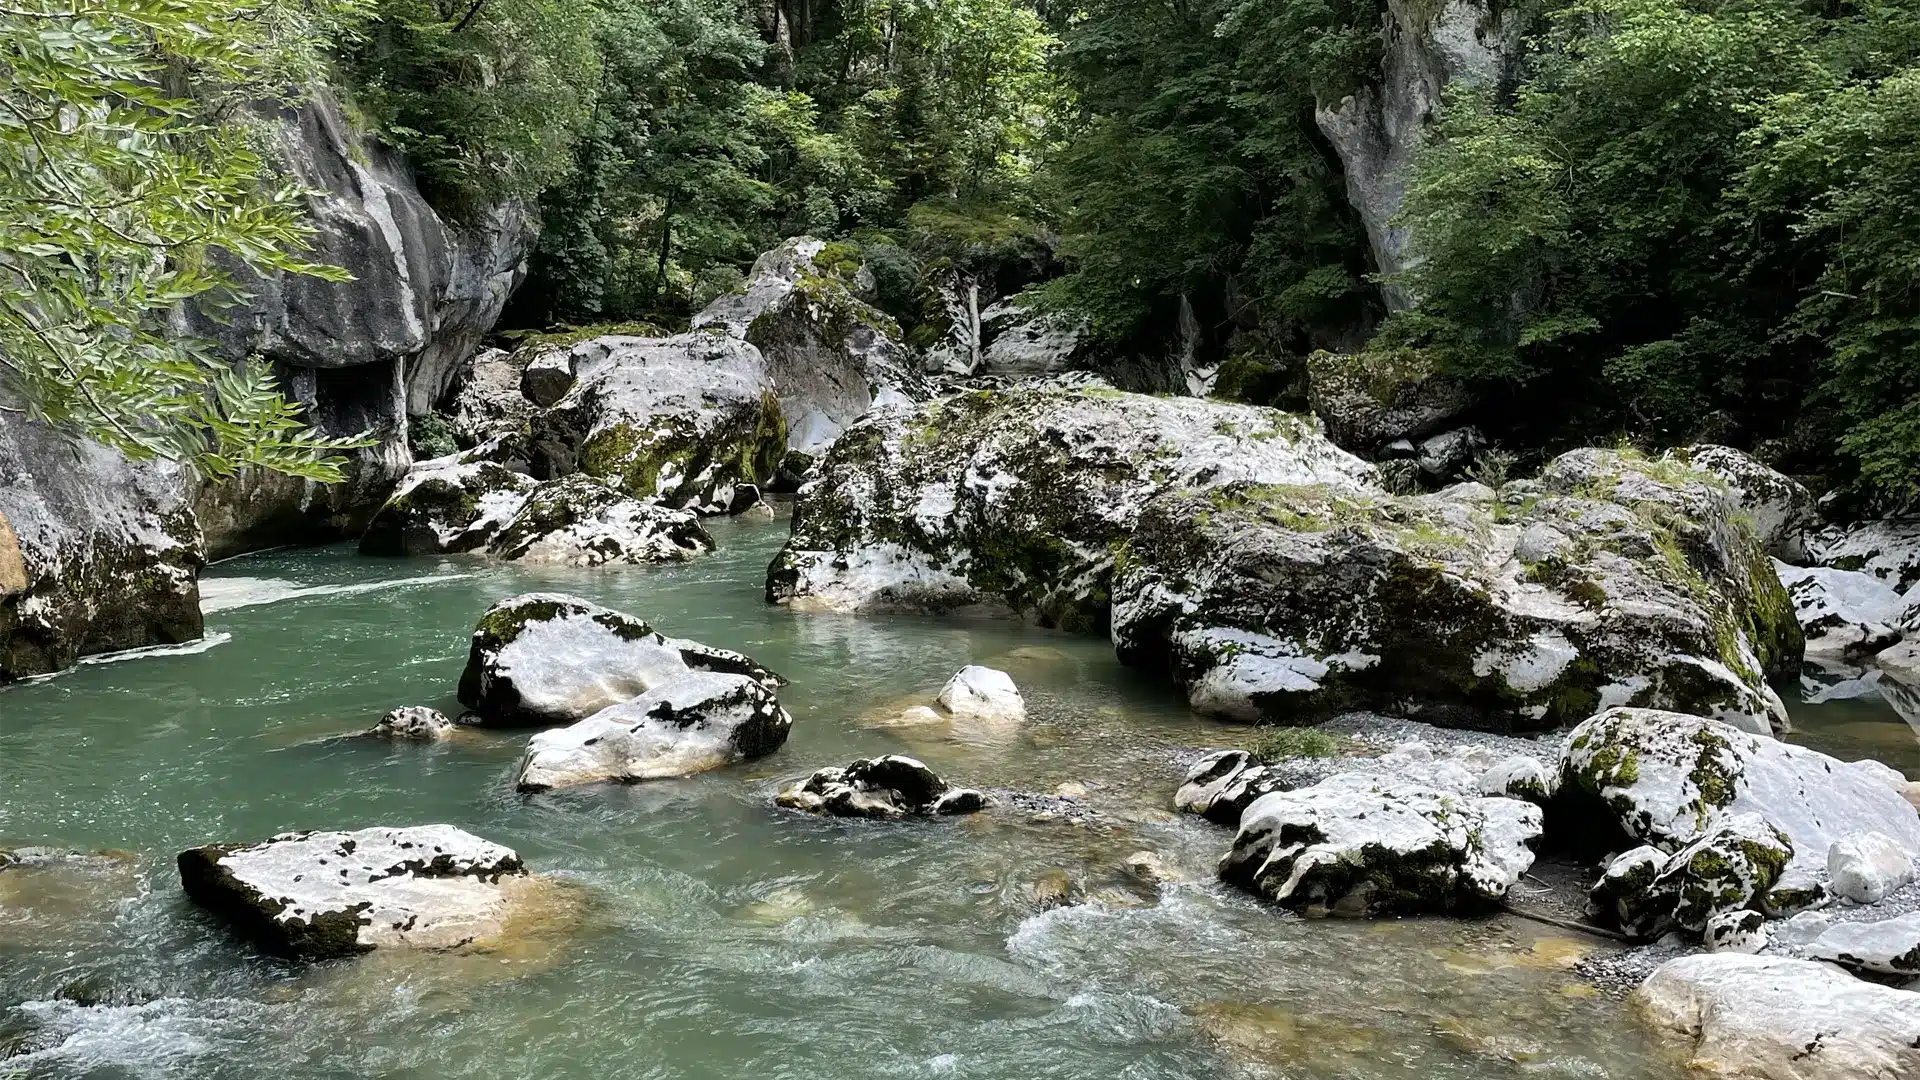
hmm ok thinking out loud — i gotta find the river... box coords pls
[3,513,1913,1079]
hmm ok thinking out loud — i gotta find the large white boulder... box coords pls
[1218,772,1542,916]
[177,825,530,960]
[456,593,780,727]
[1828,830,1918,904]
[515,673,792,791]
[1635,953,1920,1079]
[358,456,536,556]
[1116,448,1801,733]
[488,475,712,566]
[935,665,1027,722]
[1774,561,1906,659]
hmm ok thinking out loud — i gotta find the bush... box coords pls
[1248,726,1341,763]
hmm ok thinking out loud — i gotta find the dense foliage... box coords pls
[0,0,370,480]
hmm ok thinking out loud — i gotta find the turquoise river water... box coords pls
[2,513,1915,1079]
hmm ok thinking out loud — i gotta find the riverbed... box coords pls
[3,514,1914,1079]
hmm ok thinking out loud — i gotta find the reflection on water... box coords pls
[1787,660,1920,778]
[0,516,1813,1078]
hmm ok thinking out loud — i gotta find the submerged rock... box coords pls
[1635,953,1920,1078]
[529,332,786,511]
[177,825,529,960]
[1218,772,1543,916]
[935,665,1027,722]
[488,475,712,566]
[1774,561,1906,659]
[358,456,536,556]
[768,382,1377,628]
[1116,447,1799,732]
[370,706,454,741]
[775,755,988,819]
[516,672,792,791]
[456,593,781,726]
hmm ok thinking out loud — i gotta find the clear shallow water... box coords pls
[11,514,1898,1079]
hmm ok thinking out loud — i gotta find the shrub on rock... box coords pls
[516,673,792,791]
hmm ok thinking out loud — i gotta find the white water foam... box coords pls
[199,573,473,614]
[7,997,267,1077]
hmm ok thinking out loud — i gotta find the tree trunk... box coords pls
[651,201,675,302]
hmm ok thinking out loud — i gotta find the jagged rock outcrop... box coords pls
[1114,448,1800,732]
[489,474,712,566]
[1635,954,1920,1079]
[1175,750,1291,827]
[979,297,1086,376]
[1685,445,1818,562]
[775,755,989,819]
[1314,0,1526,310]
[766,382,1379,630]
[0,412,203,681]
[457,593,781,727]
[187,91,534,555]
[178,825,536,960]
[516,672,792,791]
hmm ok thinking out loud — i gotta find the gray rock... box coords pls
[1313,0,1525,311]
[1114,448,1800,732]
[488,475,712,566]
[1703,908,1769,954]
[1654,813,1791,932]
[357,455,537,556]
[515,672,792,791]
[1635,953,1920,1077]
[980,297,1085,376]
[1803,912,1920,975]
[1876,639,1920,687]
[1559,707,1920,881]
[1775,561,1906,659]
[1829,831,1918,904]
[456,593,781,727]
[370,706,454,741]
[768,382,1377,629]
[775,755,989,819]
[450,347,534,448]
[1416,426,1483,478]
[1683,445,1817,562]
[1174,750,1291,827]
[177,825,530,960]
[519,347,576,408]
[1304,348,1473,451]
[529,332,786,511]
[0,411,202,681]
[1587,846,1674,937]
[936,665,1026,722]
[1219,771,1543,916]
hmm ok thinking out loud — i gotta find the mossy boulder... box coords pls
[457,592,781,727]
[767,381,1379,630]
[1114,447,1801,733]
[489,474,712,566]
[1218,771,1544,916]
[1304,347,1473,453]
[358,456,537,556]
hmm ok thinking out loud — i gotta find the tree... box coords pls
[0,0,370,481]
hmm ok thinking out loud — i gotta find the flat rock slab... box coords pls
[1636,953,1920,1079]
[178,825,527,960]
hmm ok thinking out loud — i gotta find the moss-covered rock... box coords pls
[488,474,712,566]
[767,381,1379,629]
[1304,347,1473,453]
[1112,447,1801,733]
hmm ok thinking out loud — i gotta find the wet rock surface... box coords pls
[370,706,454,741]
[177,825,530,960]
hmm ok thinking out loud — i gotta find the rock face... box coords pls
[370,706,454,741]
[186,92,533,554]
[775,755,989,819]
[457,593,781,727]
[528,332,786,511]
[1115,447,1800,732]
[1774,562,1906,659]
[979,298,1085,376]
[692,236,927,440]
[0,411,203,681]
[936,665,1027,722]
[1219,771,1543,915]
[177,825,528,960]
[1313,0,1526,310]
[1560,707,1920,936]
[1635,953,1920,1079]
[516,673,792,790]
[1304,348,1473,452]
[489,475,712,566]
[768,382,1378,630]
[358,455,538,556]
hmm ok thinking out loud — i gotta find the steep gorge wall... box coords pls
[1316,0,1525,310]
